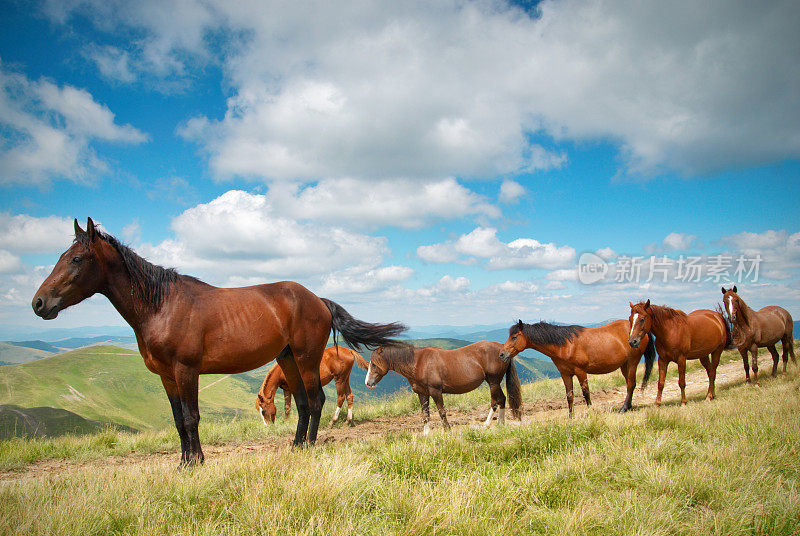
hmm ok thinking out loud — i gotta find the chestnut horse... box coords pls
[256,346,369,426]
[364,341,521,433]
[628,300,729,406]
[721,286,795,384]
[499,319,655,416]
[32,219,405,466]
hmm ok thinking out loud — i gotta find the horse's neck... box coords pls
[526,340,568,360]
[101,265,149,332]
[387,353,417,379]
[648,307,685,339]
[260,368,283,399]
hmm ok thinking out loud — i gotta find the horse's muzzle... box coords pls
[32,294,60,320]
[628,337,640,349]
[498,351,511,363]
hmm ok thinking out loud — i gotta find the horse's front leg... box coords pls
[655,357,669,407]
[619,361,636,412]
[677,355,687,406]
[739,348,751,383]
[750,345,760,385]
[560,372,575,417]
[329,378,347,427]
[161,376,189,467]
[276,346,310,446]
[485,380,506,427]
[282,388,292,418]
[174,364,203,466]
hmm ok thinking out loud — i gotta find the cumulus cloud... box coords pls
[268,177,499,229]
[137,190,394,285]
[418,227,575,270]
[46,0,800,180]
[721,229,800,268]
[499,179,526,204]
[0,63,147,185]
[0,213,75,254]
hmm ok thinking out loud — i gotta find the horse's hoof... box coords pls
[347,420,355,427]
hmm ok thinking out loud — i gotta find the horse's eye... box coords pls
[71,256,82,264]
[639,318,644,324]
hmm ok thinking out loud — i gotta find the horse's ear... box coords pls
[721,286,726,294]
[517,319,524,328]
[86,218,97,242]
[732,285,737,293]
[74,218,86,237]
[644,299,651,309]
[629,301,633,308]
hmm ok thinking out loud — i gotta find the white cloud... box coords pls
[137,190,391,284]
[0,213,75,254]
[268,177,499,229]
[0,63,147,185]
[0,250,23,274]
[320,265,414,295]
[47,0,800,180]
[662,232,698,251]
[721,229,800,269]
[418,227,575,270]
[499,179,526,204]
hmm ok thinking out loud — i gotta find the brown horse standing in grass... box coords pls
[499,319,655,416]
[364,341,521,433]
[256,346,369,426]
[722,286,795,384]
[628,300,729,406]
[31,218,406,467]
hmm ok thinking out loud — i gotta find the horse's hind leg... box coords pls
[418,393,431,434]
[698,354,714,400]
[768,345,780,377]
[575,369,591,409]
[276,346,310,446]
[750,345,760,385]
[329,378,347,427]
[677,355,688,405]
[655,358,669,407]
[484,381,506,428]
[174,364,204,466]
[282,388,292,418]
[161,376,189,467]
[345,382,354,426]
[430,388,450,431]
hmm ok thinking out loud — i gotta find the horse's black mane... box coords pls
[77,230,184,311]
[376,343,416,367]
[510,321,584,346]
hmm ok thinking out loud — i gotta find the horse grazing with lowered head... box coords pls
[628,300,730,406]
[499,319,655,416]
[32,218,406,467]
[256,345,369,427]
[364,341,521,433]
[722,286,795,384]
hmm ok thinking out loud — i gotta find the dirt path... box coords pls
[0,360,750,483]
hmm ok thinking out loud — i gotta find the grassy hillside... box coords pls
[0,364,798,535]
[0,342,54,365]
[0,405,135,440]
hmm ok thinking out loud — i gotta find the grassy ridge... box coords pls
[1,366,798,535]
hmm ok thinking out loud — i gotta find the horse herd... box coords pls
[31,219,795,467]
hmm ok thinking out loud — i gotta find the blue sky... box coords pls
[1,0,798,334]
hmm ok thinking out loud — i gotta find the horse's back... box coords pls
[756,305,793,342]
[577,320,640,372]
[423,342,500,393]
[686,309,726,357]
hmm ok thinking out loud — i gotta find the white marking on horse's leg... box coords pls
[331,405,342,422]
[423,422,431,435]
[483,406,495,428]
[630,313,639,338]
[498,408,505,425]
[347,406,353,421]
[365,363,372,386]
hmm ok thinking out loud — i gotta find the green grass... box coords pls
[1,365,798,535]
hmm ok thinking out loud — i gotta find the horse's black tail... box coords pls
[641,333,656,391]
[321,298,407,351]
[716,302,737,350]
[505,359,522,420]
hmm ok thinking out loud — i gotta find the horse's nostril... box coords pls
[35,297,43,312]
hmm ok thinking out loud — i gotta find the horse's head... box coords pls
[32,218,110,320]
[628,300,653,348]
[499,320,529,362]
[721,285,741,323]
[364,347,389,388]
[255,393,277,425]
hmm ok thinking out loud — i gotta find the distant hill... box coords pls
[0,341,55,365]
[46,335,138,349]
[0,404,136,439]
[7,340,62,353]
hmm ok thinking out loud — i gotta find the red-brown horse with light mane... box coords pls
[256,346,369,426]
[721,286,795,384]
[628,300,730,406]
[32,219,405,467]
[365,341,521,432]
[500,319,655,416]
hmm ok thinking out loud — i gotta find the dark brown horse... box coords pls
[499,319,655,416]
[256,345,369,426]
[722,286,795,384]
[628,300,729,406]
[32,219,405,466]
[365,341,521,432]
